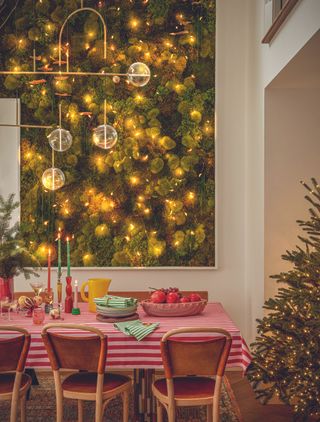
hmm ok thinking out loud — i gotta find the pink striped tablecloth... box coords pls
[0,302,251,371]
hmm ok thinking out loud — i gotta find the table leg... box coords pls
[25,368,39,400]
[25,368,39,385]
[134,369,155,422]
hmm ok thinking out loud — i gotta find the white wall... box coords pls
[0,99,20,223]
[262,0,320,300]
[265,87,320,299]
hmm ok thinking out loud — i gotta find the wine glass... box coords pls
[0,296,9,319]
[29,281,44,296]
[0,297,17,320]
[7,300,18,321]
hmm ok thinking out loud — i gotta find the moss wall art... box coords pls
[0,0,215,267]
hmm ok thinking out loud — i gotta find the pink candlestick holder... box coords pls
[64,276,73,313]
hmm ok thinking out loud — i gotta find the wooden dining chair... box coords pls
[152,327,232,422]
[0,326,31,422]
[42,323,132,422]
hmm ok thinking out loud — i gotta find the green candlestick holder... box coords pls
[71,307,80,315]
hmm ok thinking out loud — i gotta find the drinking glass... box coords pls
[0,296,9,318]
[0,297,17,320]
[33,307,45,325]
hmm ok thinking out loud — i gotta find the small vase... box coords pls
[64,276,73,313]
[0,277,14,301]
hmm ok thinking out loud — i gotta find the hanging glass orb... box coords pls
[42,168,65,191]
[93,125,118,150]
[48,128,72,152]
[127,62,151,87]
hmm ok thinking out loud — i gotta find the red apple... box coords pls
[166,292,180,303]
[179,296,190,303]
[188,293,202,302]
[150,290,167,303]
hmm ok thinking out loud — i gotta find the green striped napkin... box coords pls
[94,295,138,308]
[114,320,159,341]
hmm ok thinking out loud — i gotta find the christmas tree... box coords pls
[247,178,320,421]
[0,194,39,279]
[0,0,215,268]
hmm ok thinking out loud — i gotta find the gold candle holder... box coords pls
[57,279,63,315]
[44,288,54,314]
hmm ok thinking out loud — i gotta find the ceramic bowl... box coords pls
[141,299,207,317]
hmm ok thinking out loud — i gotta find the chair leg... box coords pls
[10,372,22,422]
[122,390,129,422]
[156,400,163,422]
[213,376,222,422]
[53,370,63,422]
[20,393,27,422]
[213,403,219,422]
[207,404,213,422]
[56,397,63,422]
[10,399,18,422]
[167,403,175,422]
[78,400,83,422]
[95,398,103,422]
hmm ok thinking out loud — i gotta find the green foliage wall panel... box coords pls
[0,0,215,267]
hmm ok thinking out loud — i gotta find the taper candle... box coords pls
[66,236,71,277]
[57,230,62,279]
[47,248,51,291]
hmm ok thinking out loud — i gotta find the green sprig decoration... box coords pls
[0,194,39,279]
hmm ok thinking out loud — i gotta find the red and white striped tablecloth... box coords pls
[0,302,251,371]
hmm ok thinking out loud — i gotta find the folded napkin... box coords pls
[94,295,138,308]
[114,320,159,341]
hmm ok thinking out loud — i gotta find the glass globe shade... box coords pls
[127,62,151,87]
[42,167,65,191]
[93,125,118,150]
[48,128,72,152]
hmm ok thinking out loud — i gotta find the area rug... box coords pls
[0,373,242,421]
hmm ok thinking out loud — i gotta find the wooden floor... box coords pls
[226,372,294,422]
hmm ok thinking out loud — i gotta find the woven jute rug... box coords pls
[0,373,242,422]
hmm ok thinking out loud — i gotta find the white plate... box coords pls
[97,308,137,318]
[96,305,137,316]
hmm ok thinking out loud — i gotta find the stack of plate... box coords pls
[96,303,138,319]
[94,295,139,322]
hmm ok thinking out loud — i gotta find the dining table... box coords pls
[0,302,251,422]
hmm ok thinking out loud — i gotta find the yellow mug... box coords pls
[80,278,111,312]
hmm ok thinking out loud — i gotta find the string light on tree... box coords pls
[129,17,140,31]
[83,93,93,104]
[134,93,145,104]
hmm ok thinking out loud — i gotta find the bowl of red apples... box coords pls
[141,287,207,317]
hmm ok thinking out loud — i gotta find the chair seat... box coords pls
[153,376,215,399]
[62,372,131,394]
[0,373,31,395]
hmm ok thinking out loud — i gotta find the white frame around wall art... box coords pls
[1,0,217,270]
